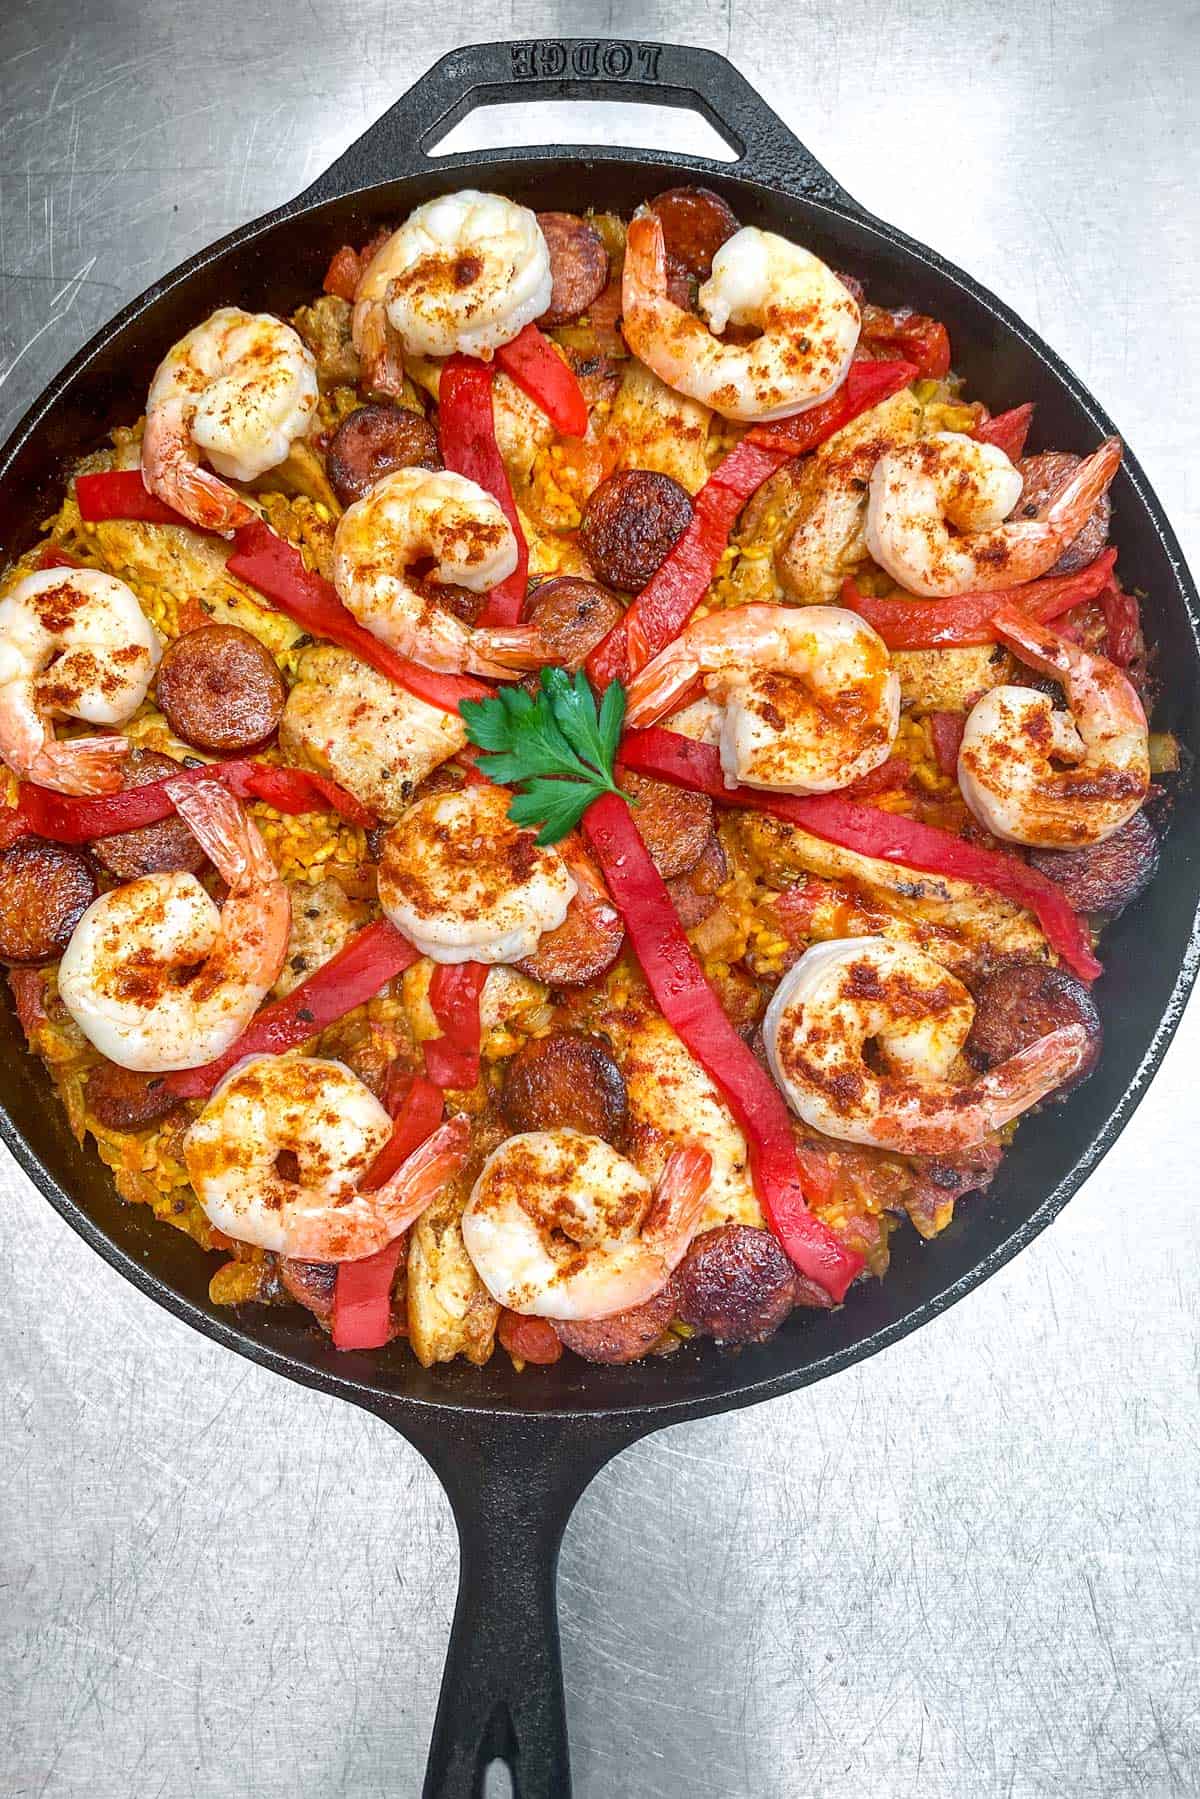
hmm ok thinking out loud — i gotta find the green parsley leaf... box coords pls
[459,670,632,844]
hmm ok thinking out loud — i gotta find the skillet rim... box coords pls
[1,155,1199,1431]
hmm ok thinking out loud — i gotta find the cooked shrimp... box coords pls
[763,936,1089,1155]
[0,568,159,794]
[957,606,1150,848]
[865,431,1122,597]
[141,307,319,534]
[332,467,545,678]
[621,214,861,423]
[377,781,576,964]
[356,191,551,368]
[462,1128,713,1319]
[57,778,290,1070]
[184,1054,469,1258]
[624,603,900,794]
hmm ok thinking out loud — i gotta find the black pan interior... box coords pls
[2,158,1198,1424]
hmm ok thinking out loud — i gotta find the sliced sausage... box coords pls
[1016,451,1112,576]
[578,470,693,593]
[623,771,713,879]
[1028,809,1159,916]
[277,1258,337,1322]
[0,837,96,965]
[92,747,207,879]
[536,212,610,326]
[515,895,624,989]
[649,186,739,283]
[523,577,624,671]
[156,623,287,753]
[326,403,441,506]
[84,1061,179,1131]
[965,961,1102,1095]
[555,1283,677,1364]
[500,1029,627,1144]
[665,832,728,928]
[674,1224,797,1344]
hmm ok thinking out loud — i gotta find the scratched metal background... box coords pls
[2,3,1199,1796]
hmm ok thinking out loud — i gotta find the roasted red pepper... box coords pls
[841,548,1118,650]
[580,791,864,1302]
[438,356,529,626]
[1100,578,1141,667]
[165,919,419,1100]
[10,757,372,844]
[929,712,966,778]
[860,307,951,378]
[75,469,195,527]
[364,1072,446,1190]
[588,362,918,689]
[498,1310,563,1366]
[322,244,362,303]
[975,403,1035,462]
[494,324,589,438]
[226,520,489,711]
[423,961,488,1089]
[617,728,1101,982]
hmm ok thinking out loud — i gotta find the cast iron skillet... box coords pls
[1,37,1198,1799]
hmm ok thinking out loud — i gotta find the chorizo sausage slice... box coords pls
[536,212,610,326]
[515,894,624,989]
[156,623,286,754]
[578,470,694,593]
[965,961,1102,1095]
[674,1224,797,1343]
[554,1283,677,1364]
[623,772,714,879]
[277,1258,337,1321]
[500,1029,628,1144]
[84,1061,179,1131]
[1016,450,1112,576]
[326,403,441,506]
[1028,809,1159,916]
[0,837,97,965]
[648,186,740,284]
[523,577,624,672]
[92,747,208,879]
[665,832,728,929]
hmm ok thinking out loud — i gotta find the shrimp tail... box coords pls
[370,1114,472,1238]
[993,604,1148,732]
[142,407,254,537]
[469,624,553,675]
[643,1143,713,1261]
[164,777,276,891]
[29,733,129,796]
[1042,436,1122,539]
[623,213,668,306]
[875,1024,1091,1154]
[625,643,700,726]
[351,299,407,398]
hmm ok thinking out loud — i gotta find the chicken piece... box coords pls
[272,877,369,999]
[407,1172,500,1367]
[892,644,1015,714]
[599,359,713,495]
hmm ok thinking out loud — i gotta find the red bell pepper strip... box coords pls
[976,403,1035,462]
[438,356,528,626]
[494,324,589,438]
[1100,578,1140,667]
[423,961,488,1089]
[745,357,919,455]
[165,918,419,1100]
[75,469,196,527]
[860,308,951,378]
[929,712,966,778]
[841,547,1118,650]
[10,757,372,844]
[580,791,863,1302]
[617,728,1101,982]
[588,362,919,689]
[330,1073,447,1350]
[226,520,489,712]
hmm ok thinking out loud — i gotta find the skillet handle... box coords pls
[297,38,853,207]
[391,1413,641,1799]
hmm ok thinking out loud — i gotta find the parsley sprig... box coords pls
[460,669,632,844]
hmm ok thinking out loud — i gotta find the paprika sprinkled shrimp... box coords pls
[624,603,900,794]
[141,307,319,534]
[957,606,1150,848]
[621,214,861,422]
[184,1054,470,1258]
[462,1128,713,1320]
[377,781,577,964]
[0,567,159,794]
[355,190,552,371]
[763,936,1089,1155]
[332,467,546,678]
[57,778,290,1070]
[866,431,1122,597]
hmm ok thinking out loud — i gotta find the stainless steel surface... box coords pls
[2,3,1197,1794]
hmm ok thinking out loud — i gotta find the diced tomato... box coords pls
[498,1310,563,1366]
[322,245,362,302]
